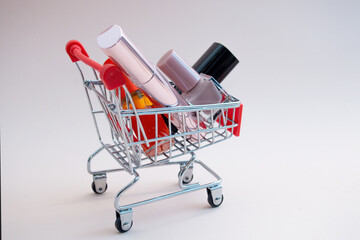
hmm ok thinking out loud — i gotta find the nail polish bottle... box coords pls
[157,50,227,107]
[118,69,173,157]
[102,59,173,157]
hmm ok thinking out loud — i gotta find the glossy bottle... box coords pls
[157,50,225,105]
[119,71,172,157]
[157,50,232,121]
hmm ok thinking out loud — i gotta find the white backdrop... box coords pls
[1,0,360,239]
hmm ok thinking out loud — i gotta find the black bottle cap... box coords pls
[192,42,239,84]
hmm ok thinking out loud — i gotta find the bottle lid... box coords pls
[192,42,239,83]
[157,50,200,94]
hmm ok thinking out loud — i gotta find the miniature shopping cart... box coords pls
[66,40,243,233]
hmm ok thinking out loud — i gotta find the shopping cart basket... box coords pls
[66,40,243,232]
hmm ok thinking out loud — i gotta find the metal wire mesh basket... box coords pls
[67,40,243,232]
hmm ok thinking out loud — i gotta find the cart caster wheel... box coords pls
[178,164,194,184]
[115,218,133,233]
[207,186,224,208]
[91,181,107,194]
[91,174,107,194]
[115,210,133,233]
[182,174,194,184]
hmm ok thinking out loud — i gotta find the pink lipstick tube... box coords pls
[97,25,178,107]
[97,25,205,141]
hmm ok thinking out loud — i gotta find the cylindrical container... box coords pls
[97,25,205,142]
[121,89,173,157]
[97,25,177,107]
[157,50,232,120]
[104,58,172,157]
[158,50,225,106]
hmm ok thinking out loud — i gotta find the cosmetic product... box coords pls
[102,58,172,157]
[158,50,228,107]
[193,42,239,83]
[121,87,173,157]
[97,25,178,107]
[97,25,205,142]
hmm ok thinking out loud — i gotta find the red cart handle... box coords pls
[66,40,126,90]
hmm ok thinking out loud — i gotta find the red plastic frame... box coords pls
[217,103,243,137]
